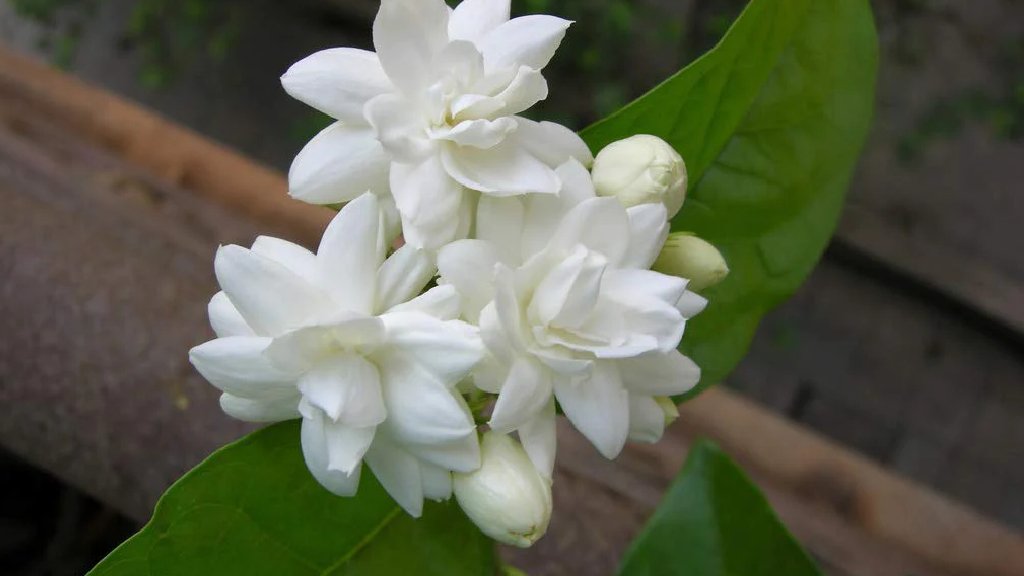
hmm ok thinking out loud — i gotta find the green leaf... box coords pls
[618,442,821,576]
[88,422,496,576]
[581,0,878,395]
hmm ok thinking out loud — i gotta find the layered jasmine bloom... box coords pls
[437,161,706,474]
[189,193,484,516]
[282,0,593,249]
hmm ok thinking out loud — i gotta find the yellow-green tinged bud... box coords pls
[453,432,552,548]
[653,232,729,292]
[592,134,688,217]
[655,396,679,427]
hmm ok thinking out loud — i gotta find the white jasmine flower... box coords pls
[281,0,593,249]
[453,432,552,548]
[189,193,484,516]
[437,161,706,469]
[592,134,687,217]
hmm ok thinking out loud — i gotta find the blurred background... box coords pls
[1,0,1022,574]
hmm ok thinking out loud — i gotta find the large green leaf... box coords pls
[581,0,878,394]
[88,422,496,576]
[618,442,821,575]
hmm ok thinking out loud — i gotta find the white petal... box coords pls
[628,395,666,443]
[296,353,386,427]
[491,265,530,354]
[251,236,318,280]
[301,410,364,496]
[288,122,390,205]
[390,156,467,250]
[551,158,597,205]
[597,277,687,353]
[375,244,435,314]
[379,313,483,383]
[449,0,509,43]
[324,420,376,475]
[471,352,509,394]
[412,431,481,473]
[527,244,606,329]
[478,15,571,72]
[208,291,253,338]
[434,40,485,85]
[215,245,332,336]
[618,350,700,396]
[437,239,500,322]
[455,67,548,120]
[518,398,556,478]
[532,344,593,375]
[550,197,630,269]
[622,204,670,269]
[317,193,383,313]
[602,269,687,308]
[554,361,629,459]
[420,461,454,502]
[490,67,548,116]
[475,197,524,266]
[377,352,477,445]
[364,434,425,516]
[373,0,450,94]
[281,48,392,123]
[434,118,517,149]
[379,194,403,244]
[219,393,300,423]
[514,118,593,168]
[676,290,708,318]
[519,159,595,258]
[189,336,297,400]
[489,357,553,432]
[584,299,682,356]
[365,93,435,163]
[264,315,386,374]
[536,321,659,360]
[386,285,461,320]
[441,138,560,196]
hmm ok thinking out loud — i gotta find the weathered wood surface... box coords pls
[2,45,1024,576]
[0,42,331,249]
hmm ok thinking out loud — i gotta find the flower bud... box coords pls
[592,134,688,217]
[653,232,729,292]
[453,432,552,548]
[655,396,679,427]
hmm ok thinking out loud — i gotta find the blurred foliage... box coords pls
[8,0,242,88]
[125,0,241,89]
[900,36,1024,162]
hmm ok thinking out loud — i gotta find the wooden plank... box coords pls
[0,43,332,249]
[837,202,1024,338]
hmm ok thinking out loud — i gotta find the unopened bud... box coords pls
[453,432,552,548]
[592,135,688,217]
[655,396,679,427]
[653,232,729,292]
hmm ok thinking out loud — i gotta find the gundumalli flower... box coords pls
[436,160,706,474]
[282,0,593,250]
[189,193,484,516]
